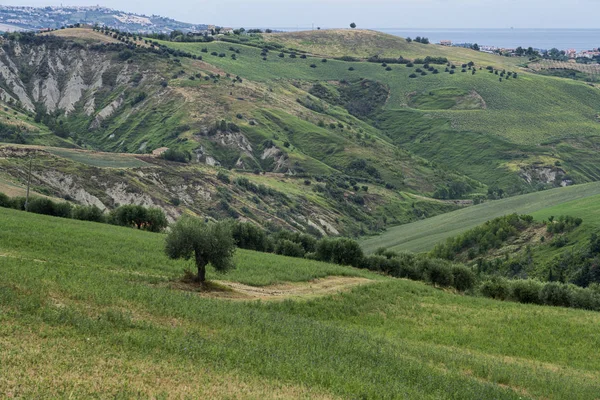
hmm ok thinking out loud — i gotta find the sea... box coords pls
[275,28,600,52]
[378,29,600,51]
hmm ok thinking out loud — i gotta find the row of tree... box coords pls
[0,193,167,232]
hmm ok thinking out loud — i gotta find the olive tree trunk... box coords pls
[195,251,207,282]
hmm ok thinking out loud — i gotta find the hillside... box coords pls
[361,181,600,253]
[2,207,600,398]
[266,29,526,68]
[3,27,600,236]
[162,31,600,195]
[0,6,206,32]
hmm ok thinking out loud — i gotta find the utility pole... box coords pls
[25,154,32,211]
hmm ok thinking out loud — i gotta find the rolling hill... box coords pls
[2,206,600,398]
[2,27,600,237]
[0,5,206,32]
[361,181,600,253]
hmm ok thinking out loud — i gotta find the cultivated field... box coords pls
[46,148,151,168]
[2,207,600,398]
[361,181,600,253]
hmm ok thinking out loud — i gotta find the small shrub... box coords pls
[510,279,543,304]
[275,239,305,258]
[451,265,476,291]
[420,258,454,287]
[480,277,510,300]
[539,282,572,307]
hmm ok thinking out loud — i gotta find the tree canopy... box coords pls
[165,217,236,282]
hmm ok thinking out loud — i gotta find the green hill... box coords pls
[2,206,600,398]
[361,181,600,253]
[3,27,600,236]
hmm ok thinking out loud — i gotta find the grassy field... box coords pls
[361,181,600,253]
[264,29,527,68]
[46,148,151,168]
[2,207,600,398]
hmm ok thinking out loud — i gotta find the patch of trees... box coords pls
[479,276,600,311]
[431,214,535,260]
[0,193,168,232]
[433,179,477,200]
[345,158,382,180]
[0,121,28,144]
[161,148,192,163]
[413,36,430,44]
[546,215,582,234]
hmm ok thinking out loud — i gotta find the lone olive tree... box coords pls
[165,217,236,282]
[350,22,357,29]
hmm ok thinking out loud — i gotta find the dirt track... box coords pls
[208,276,374,300]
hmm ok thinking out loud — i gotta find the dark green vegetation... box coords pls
[0,192,167,232]
[166,217,236,282]
[362,181,600,253]
[3,207,600,398]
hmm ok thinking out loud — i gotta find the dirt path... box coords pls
[207,276,374,301]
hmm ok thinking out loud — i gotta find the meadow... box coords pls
[2,206,600,398]
[361,180,600,253]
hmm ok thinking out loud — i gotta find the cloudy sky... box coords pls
[6,0,597,29]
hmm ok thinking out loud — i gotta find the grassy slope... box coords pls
[265,29,526,68]
[2,207,600,398]
[161,36,600,190]
[361,181,600,253]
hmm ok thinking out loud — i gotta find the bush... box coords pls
[571,286,600,311]
[52,201,73,218]
[539,282,572,307]
[110,205,168,232]
[316,237,364,268]
[217,171,231,184]
[161,148,191,163]
[0,192,12,208]
[391,252,421,280]
[275,239,305,258]
[72,205,105,222]
[510,279,543,304]
[420,258,454,287]
[232,221,271,252]
[361,255,389,272]
[451,264,476,291]
[480,277,510,300]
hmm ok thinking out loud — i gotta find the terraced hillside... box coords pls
[2,207,600,398]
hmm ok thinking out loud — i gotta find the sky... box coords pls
[5,0,599,29]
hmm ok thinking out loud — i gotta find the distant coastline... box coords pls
[271,27,600,52]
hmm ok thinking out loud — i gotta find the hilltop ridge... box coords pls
[0,5,207,32]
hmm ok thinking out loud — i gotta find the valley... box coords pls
[2,20,600,399]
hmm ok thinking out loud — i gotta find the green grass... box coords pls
[0,209,600,399]
[361,181,600,253]
[46,148,151,168]
[2,207,600,398]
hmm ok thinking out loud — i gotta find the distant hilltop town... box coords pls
[0,5,208,33]
[439,39,600,63]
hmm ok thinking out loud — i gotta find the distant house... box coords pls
[221,27,234,34]
[440,40,452,46]
[152,147,169,157]
[566,49,577,59]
